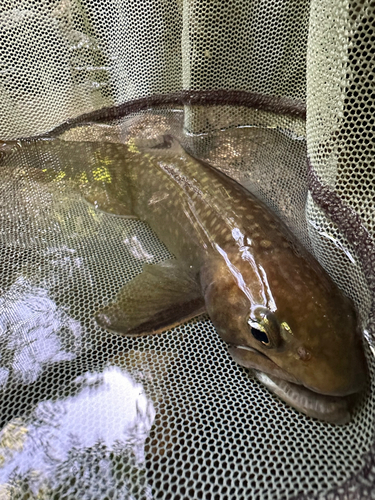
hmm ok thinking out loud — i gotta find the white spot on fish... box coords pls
[260,240,272,249]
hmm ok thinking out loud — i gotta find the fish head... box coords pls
[200,250,368,423]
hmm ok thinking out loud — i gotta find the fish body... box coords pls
[95,136,367,423]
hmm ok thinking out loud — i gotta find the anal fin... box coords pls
[96,260,205,336]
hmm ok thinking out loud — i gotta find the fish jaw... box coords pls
[227,332,367,399]
[253,371,353,425]
[228,344,362,424]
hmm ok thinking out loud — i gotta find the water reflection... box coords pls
[123,235,155,263]
[0,276,82,386]
[0,366,154,498]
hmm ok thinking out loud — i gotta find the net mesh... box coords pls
[0,0,374,499]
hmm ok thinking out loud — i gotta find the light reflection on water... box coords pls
[0,366,155,497]
[0,252,155,497]
[0,276,82,387]
[123,235,155,263]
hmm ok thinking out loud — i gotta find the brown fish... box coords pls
[94,135,367,424]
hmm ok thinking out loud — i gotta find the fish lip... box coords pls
[228,344,359,424]
[253,371,356,425]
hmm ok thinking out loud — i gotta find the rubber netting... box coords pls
[0,0,374,499]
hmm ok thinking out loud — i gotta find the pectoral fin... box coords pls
[96,260,205,336]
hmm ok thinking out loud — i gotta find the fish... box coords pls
[93,134,367,424]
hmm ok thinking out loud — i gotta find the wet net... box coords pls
[0,1,374,499]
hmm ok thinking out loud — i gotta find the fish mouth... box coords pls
[228,345,359,425]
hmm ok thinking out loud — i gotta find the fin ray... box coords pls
[96,260,205,336]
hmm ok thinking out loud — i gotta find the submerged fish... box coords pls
[94,135,367,424]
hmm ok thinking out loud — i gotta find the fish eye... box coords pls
[247,307,281,348]
[249,323,270,345]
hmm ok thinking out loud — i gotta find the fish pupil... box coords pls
[251,327,269,345]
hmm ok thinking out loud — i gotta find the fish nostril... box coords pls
[297,346,311,361]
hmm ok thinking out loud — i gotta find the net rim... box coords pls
[14,90,306,141]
